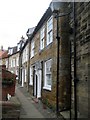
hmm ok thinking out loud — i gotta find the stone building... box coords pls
[69,2,90,118]
[1,1,89,119]
[21,1,89,118]
[19,28,35,89]
[0,46,8,69]
[8,46,19,78]
[19,2,71,113]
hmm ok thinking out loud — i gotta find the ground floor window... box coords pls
[43,59,52,91]
[29,66,33,85]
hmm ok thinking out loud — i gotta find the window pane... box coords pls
[47,16,53,45]
[46,74,51,85]
[40,27,45,50]
[45,59,52,87]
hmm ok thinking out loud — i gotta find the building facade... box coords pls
[20,2,71,112]
[1,1,90,119]
[70,2,90,118]
[19,1,90,118]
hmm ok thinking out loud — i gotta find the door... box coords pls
[22,69,24,87]
[34,70,42,98]
[37,70,42,98]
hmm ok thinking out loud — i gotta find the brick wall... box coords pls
[0,65,16,101]
[1,96,21,119]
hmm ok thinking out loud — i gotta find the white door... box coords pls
[34,70,42,98]
[37,70,42,98]
[22,69,24,87]
[25,68,26,82]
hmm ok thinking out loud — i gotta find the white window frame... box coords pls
[31,40,35,58]
[24,68,27,82]
[16,69,18,75]
[40,26,45,50]
[26,46,28,61]
[29,66,33,85]
[17,43,20,51]
[11,59,12,67]
[10,49,13,54]
[47,16,53,45]
[6,60,8,68]
[13,59,15,67]
[16,57,19,66]
[43,59,52,91]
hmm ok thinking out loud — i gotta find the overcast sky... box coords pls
[0,0,52,50]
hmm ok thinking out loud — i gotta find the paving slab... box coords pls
[15,86,44,118]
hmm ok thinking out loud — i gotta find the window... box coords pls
[29,67,33,85]
[31,40,35,58]
[16,69,18,75]
[40,26,45,50]
[11,59,12,67]
[17,43,20,51]
[6,60,8,68]
[47,16,53,45]
[10,49,13,54]
[43,59,52,90]
[16,57,19,66]
[13,59,15,67]
[24,68,27,82]
[26,46,28,61]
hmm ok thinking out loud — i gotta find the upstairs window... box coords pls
[47,16,53,45]
[31,40,35,58]
[17,43,20,51]
[16,57,19,66]
[26,46,28,61]
[13,59,15,67]
[40,26,45,50]
[6,60,8,68]
[11,59,13,67]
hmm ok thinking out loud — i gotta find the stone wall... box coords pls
[70,2,90,118]
[28,3,71,111]
[1,96,21,119]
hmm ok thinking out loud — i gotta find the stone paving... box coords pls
[15,84,65,119]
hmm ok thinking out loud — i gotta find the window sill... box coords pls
[43,86,51,91]
[29,83,33,86]
[46,41,53,46]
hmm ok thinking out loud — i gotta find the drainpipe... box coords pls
[27,38,31,91]
[70,40,72,120]
[73,1,77,120]
[19,50,22,85]
[56,11,60,116]
[18,51,20,84]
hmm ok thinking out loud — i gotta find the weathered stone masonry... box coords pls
[70,2,90,118]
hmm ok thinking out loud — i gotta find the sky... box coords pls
[0,0,52,50]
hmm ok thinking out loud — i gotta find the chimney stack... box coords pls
[0,45,3,51]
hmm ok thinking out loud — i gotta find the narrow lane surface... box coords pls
[15,85,44,118]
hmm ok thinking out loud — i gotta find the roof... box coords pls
[30,7,52,40]
[26,27,36,37]
[0,50,8,59]
[20,7,52,52]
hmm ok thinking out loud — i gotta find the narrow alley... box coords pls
[15,84,64,119]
